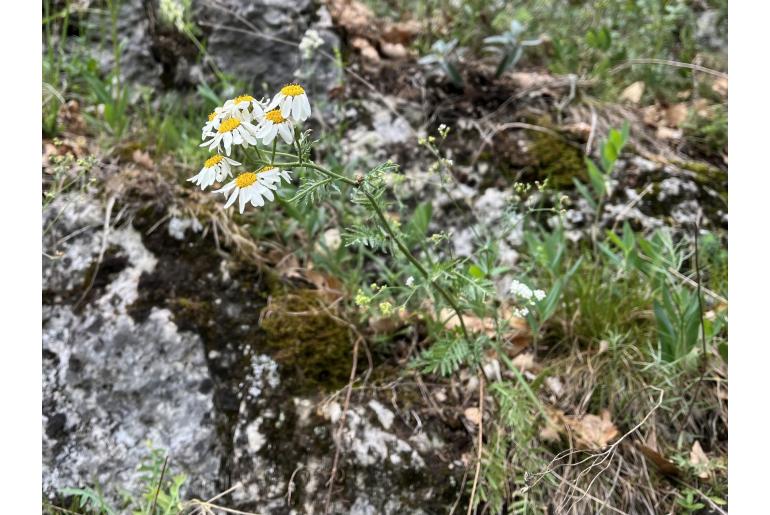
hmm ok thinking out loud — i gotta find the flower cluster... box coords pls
[509,279,546,318]
[190,84,312,213]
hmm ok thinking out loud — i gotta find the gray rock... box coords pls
[87,0,341,92]
[42,193,220,501]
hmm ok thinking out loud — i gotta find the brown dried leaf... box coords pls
[381,20,421,45]
[547,408,619,450]
[690,440,710,479]
[509,352,537,373]
[380,42,408,59]
[642,105,662,126]
[328,0,374,33]
[636,443,681,477]
[664,103,689,127]
[620,81,645,104]
[539,421,561,443]
[132,149,155,170]
[655,126,682,140]
[712,76,728,97]
[351,37,380,62]
[571,410,619,450]
[464,407,481,426]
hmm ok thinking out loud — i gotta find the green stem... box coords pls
[270,139,277,165]
[299,160,471,343]
[361,189,472,344]
[284,161,357,186]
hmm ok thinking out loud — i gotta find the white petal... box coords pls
[261,185,275,201]
[239,189,247,213]
[224,188,239,208]
[280,97,292,119]
[291,97,302,121]
[263,125,278,145]
[278,123,293,144]
[267,93,284,110]
[300,94,311,118]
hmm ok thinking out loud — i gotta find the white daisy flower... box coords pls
[202,109,224,139]
[267,83,311,122]
[256,109,295,145]
[220,94,265,122]
[187,154,240,190]
[214,166,293,213]
[200,117,258,156]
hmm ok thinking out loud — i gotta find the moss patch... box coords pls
[260,290,357,395]
[529,132,586,188]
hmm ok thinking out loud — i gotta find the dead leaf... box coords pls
[690,440,710,479]
[380,41,408,59]
[636,443,681,477]
[562,122,592,140]
[712,76,728,97]
[510,352,537,373]
[655,126,682,140]
[327,0,374,33]
[351,37,380,62]
[132,149,155,170]
[546,408,619,450]
[620,81,645,104]
[381,20,421,45]
[572,410,619,449]
[510,71,555,90]
[544,376,564,398]
[464,407,481,426]
[642,105,662,126]
[539,422,561,443]
[664,103,689,127]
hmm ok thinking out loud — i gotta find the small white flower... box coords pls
[159,0,185,32]
[256,109,295,145]
[200,117,258,156]
[214,166,293,213]
[187,154,240,190]
[299,29,324,59]
[513,307,529,318]
[533,289,546,302]
[220,94,265,122]
[509,279,534,300]
[267,83,311,122]
[405,276,415,287]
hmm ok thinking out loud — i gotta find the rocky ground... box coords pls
[42,188,470,513]
[43,0,727,512]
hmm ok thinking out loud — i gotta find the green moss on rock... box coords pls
[529,132,586,187]
[260,290,355,394]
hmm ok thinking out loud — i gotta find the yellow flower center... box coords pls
[265,109,286,124]
[235,172,258,188]
[232,94,255,104]
[204,155,224,168]
[258,165,275,173]
[280,84,305,97]
[208,111,218,122]
[218,118,241,133]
